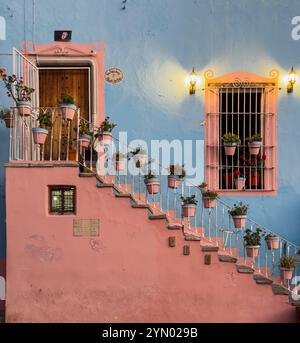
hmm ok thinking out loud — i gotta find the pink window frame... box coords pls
[204,70,278,196]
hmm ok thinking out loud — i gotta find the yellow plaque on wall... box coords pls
[73,219,99,237]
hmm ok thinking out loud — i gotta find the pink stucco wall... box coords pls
[5,164,298,323]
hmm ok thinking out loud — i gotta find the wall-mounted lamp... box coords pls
[185,67,201,95]
[287,67,297,93]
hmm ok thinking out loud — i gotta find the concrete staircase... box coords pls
[79,171,300,321]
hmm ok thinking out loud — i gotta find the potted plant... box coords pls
[265,233,279,250]
[113,152,127,171]
[229,202,248,228]
[60,95,77,121]
[0,72,34,116]
[144,170,160,194]
[78,121,92,149]
[234,170,246,190]
[201,190,218,208]
[280,256,296,281]
[198,182,208,194]
[168,164,186,189]
[222,132,241,156]
[181,195,198,217]
[131,146,148,167]
[32,110,52,145]
[0,107,14,128]
[247,134,262,156]
[97,116,116,145]
[244,228,261,258]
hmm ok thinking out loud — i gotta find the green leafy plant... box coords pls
[247,133,262,143]
[37,110,52,129]
[222,132,241,145]
[79,121,92,136]
[229,202,249,216]
[181,195,198,206]
[244,228,261,246]
[0,71,35,102]
[202,190,218,199]
[169,164,186,179]
[61,95,75,105]
[99,115,116,133]
[144,170,157,180]
[280,256,296,269]
[198,182,207,193]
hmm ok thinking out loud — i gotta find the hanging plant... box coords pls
[229,202,249,228]
[168,164,186,189]
[96,116,117,145]
[247,134,262,156]
[181,195,198,217]
[244,228,261,258]
[222,132,241,156]
[144,170,160,194]
[32,110,52,145]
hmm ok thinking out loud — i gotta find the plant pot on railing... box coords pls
[32,127,48,145]
[280,256,296,281]
[79,134,92,149]
[144,173,160,194]
[224,142,237,156]
[201,190,218,209]
[60,95,77,121]
[247,134,262,156]
[97,116,116,146]
[265,234,279,250]
[229,202,248,228]
[168,164,186,189]
[17,101,32,116]
[181,195,198,217]
[246,245,261,258]
[244,228,261,258]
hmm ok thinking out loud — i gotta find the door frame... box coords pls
[39,66,92,122]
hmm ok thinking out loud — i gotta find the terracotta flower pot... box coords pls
[182,204,196,217]
[4,113,14,128]
[168,176,180,189]
[17,101,31,116]
[266,237,279,250]
[133,154,148,167]
[232,215,247,228]
[246,245,260,258]
[234,177,246,190]
[145,177,160,194]
[247,171,261,188]
[32,127,48,145]
[224,143,237,156]
[60,103,76,121]
[79,134,91,149]
[203,197,216,209]
[248,141,262,156]
[101,132,113,145]
[280,268,294,281]
[115,160,126,171]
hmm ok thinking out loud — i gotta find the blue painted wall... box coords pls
[0,0,300,257]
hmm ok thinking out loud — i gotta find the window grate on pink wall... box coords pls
[204,71,278,196]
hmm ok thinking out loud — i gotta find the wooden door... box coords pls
[39,69,90,160]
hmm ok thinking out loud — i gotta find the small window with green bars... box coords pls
[49,186,76,215]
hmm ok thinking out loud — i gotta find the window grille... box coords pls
[205,72,278,195]
[49,186,76,214]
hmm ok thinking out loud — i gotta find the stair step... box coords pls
[149,214,167,220]
[131,203,149,209]
[201,245,219,252]
[167,222,183,230]
[185,234,201,241]
[79,172,96,177]
[218,254,238,263]
[253,274,274,285]
[115,193,132,198]
[236,264,255,274]
[97,183,115,188]
[272,283,290,296]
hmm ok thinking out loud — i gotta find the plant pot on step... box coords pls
[60,103,76,121]
[145,177,160,194]
[79,134,92,149]
[246,245,260,258]
[280,267,294,281]
[232,215,247,228]
[168,175,180,189]
[202,197,216,209]
[234,177,246,190]
[224,142,237,156]
[17,101,32,116]
[182,204,196,217]
[133,154,148,167]
[32,127,48,145]
[248,141,262,156]
[266,236,279,250]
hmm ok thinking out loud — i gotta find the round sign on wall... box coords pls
[105,68,124,84]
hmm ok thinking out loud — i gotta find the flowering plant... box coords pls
[229,202,249,216]
[244,228,262,246]
[234,170,245,179]
[239,153,266,170]
[181,195,198,206]
[99,116,116,133]
[0,71,34,103]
